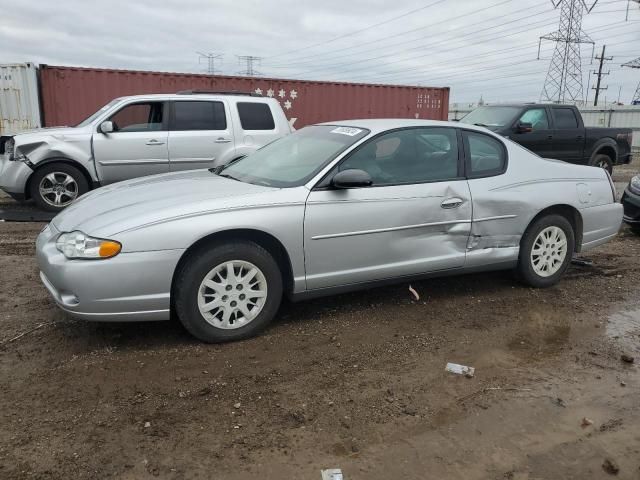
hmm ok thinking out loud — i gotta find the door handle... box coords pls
[576,135,584,140]
[547,135,553,140]
[215,138,232,143]
[441,197,464,209]
[146,139,165,145]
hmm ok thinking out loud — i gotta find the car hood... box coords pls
[52,170,279,236]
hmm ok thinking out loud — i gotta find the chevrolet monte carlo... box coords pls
[36,120,622,342]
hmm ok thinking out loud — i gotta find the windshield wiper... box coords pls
[218,172,240,182]
[473,123,489,127]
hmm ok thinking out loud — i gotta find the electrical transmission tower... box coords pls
[237,56,262,76]
[622,57,640,104]
[538,0,598,104]
[197,52,223,74]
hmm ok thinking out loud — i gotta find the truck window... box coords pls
[237,102,275,130]
[172,101,227,131]
[109,102,164,132]
[552,108,579,129]
[518,108,549,130]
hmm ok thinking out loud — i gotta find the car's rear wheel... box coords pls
[517,214,575,288]
[589,154,613,174]
[174,241,283,343]
[29,163,89,212]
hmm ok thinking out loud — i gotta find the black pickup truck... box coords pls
[459,104,633,173]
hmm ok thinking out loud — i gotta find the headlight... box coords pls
[4,138,15,160]
[55,231,121,259]
[630,176,640,195]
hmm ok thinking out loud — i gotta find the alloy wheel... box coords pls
[38,172,78,207]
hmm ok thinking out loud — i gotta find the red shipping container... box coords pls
[39,65,449,129]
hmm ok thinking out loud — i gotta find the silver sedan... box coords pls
[36,120,622,342]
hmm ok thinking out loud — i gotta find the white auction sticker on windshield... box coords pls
[330,127,363,136]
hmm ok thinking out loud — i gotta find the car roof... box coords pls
[113,93,276,102]
[316,118,491,135]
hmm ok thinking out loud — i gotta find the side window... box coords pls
[518,108,549,130]
[464,131,507,177]
[552,108,579,129]
[237,102,275,130]
[109,102,164,132]
[339,127,459,186]
[172,101,227,131]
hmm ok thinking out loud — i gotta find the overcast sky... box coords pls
[1,0,639,104]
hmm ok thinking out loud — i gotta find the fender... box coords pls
[588,137,617,164]
[24,157,99,199]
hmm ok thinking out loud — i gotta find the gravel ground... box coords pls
[0,158,639,479]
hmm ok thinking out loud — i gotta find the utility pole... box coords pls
[237,56,263,76]
[592,45,612,106]
[197,52,223,75]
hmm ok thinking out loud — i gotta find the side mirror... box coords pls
[331,169,373,189]
[516,122,533,133]
[99,121,114,134]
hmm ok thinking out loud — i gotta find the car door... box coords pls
[304,127,472,290]
[92,101,169,185]
[550,107,585,163]
[511,107,555,158]
[168,100,234,171]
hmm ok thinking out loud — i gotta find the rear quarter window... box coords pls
[237,102,275,130]
[463,130,507,178]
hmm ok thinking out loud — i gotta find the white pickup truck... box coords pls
[0,91,292,211]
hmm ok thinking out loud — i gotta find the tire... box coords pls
[589,153,613,174]
[517,214,575,288]
[29,163,89,212]
[174,241,283,343]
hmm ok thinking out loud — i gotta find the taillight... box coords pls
[605,170,617,202]
[616,132,633,145]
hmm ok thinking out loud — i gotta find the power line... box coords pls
[267,0,448,61]
[265,0,518,69]
[334,18,639,85]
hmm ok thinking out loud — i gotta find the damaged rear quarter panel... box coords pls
[466,142,608,260]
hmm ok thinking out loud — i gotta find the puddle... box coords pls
[606,307,640,353]
[507,311,571,356]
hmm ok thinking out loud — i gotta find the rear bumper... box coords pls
[579,202,623,251]
[622,187,640,225]
[619,153,633,165]
[36,223,184,322]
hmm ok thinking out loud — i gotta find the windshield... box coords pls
[459,106,521,128]
[220,125,370,187]
[75,99,123,127]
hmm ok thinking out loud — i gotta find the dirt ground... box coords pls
[1,159,639,480]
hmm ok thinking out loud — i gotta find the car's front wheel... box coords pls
[517,214,575,288]
[174,241,283,343]
[29,163,89,212]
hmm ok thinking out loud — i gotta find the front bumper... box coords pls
[0,155,32,197]
[622,186,640,225]
[36,223,185,322]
